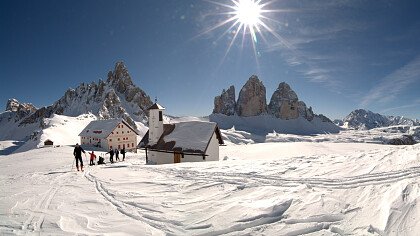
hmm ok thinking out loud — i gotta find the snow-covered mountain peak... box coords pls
[0,61,153,141]
[6,98,37,113]
[343,109,419,130]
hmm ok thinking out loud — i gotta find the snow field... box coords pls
[1,142,420,235]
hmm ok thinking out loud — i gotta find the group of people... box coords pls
[106,147,126,163]
[73,143,127,171]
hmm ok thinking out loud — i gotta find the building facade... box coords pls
[139,103,224,164]
[79,119,139,151]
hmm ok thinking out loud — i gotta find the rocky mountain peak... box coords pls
[343,109,419,130]
[276,82,298,101]
[6,98,20,112]
[213,85,236,116]
[107,61,133,86]
[212,75,332,123]
[268,82,300,119]
[18,61,153,128]
[5,98,37,123]
[236,75,267,117]
[6,98,36,113]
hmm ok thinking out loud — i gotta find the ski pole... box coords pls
[71,158,75,171]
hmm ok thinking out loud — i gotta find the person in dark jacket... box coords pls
[97,156,105,165]
[115,148,120,161]
[73,143,85,171]
[107,148,114,163]
[121,148,126,161]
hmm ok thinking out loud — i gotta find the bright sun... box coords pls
[234,0,262,28]
[202,0,286,63]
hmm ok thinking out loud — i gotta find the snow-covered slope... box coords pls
[1,141,420,235]
[220,123,419,145]
[210,113,340,137]
[12,114,98,153]
[343,109,419,130]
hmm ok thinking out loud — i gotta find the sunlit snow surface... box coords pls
[1,139,420,235]
[1,115,420,235]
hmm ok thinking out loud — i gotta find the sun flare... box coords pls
[234,0,262,28]
[202,0,287,64]
[233,0,262,42]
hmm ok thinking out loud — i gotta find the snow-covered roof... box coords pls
[139,121,224,154]
[79,119,138,138]
[147,103,165,110]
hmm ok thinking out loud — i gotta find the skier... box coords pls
[107,148,114,163]
[121,147,126,161]
[73,143,85,171]
[115,148,120,161]
[89,151,97,166]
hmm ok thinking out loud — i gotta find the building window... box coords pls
[122,131,124,134]
[117,132,118,134]
[118,138,120,141]
[159,111,163,121]
[132,143,134,147]
[110,139,112,142]
[118,145,121,149]
[110,146,112,149]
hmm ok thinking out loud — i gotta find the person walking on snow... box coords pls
[115,148,120,161]
[73,143,85,171]
[106,148,114,163]
[89,151,97,166]
[121,147,126,161]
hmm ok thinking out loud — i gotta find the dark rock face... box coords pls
[298,101,315,122]
[268,82,299,120]
[236,75,267,117]
[387,135,417,145]
[213,86,236,116]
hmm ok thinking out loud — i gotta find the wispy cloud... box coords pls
[262,1,373,92]
[361,55,420,107]
[380,98,420,114]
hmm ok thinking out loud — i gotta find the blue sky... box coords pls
[1,0,420,119]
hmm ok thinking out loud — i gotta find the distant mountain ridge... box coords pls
[343,109,420,130]
[0,61,153,141]
[212,75,332,123]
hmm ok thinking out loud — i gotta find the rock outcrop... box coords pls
[212,76,328,123]
[387,135,417,145]
[213,85,236,116]
[236,75,267,117]
[268,82,299,120]
[297,101,315,121]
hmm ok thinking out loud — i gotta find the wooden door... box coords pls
[174,153,181,163]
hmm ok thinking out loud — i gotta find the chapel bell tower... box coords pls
[147,101,165,144]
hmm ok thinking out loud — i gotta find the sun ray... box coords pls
[202,0,289,64]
